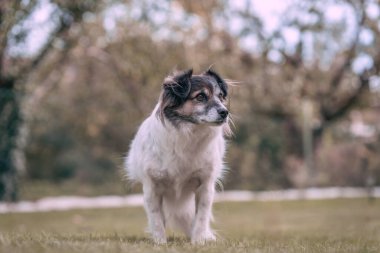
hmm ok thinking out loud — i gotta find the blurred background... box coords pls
[0,0,380,202]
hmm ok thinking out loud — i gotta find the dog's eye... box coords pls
[195,93,208,102]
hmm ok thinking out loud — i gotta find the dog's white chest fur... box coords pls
[127,106,225,196]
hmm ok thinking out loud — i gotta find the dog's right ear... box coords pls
[158,69,193,124]
[163,69,193,100]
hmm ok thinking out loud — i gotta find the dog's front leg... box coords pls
[191,180,216,244]
[143,183,166,244]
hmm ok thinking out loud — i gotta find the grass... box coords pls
[18,179,131,201]
[0,199,380,252]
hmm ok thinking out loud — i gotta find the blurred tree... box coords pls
[224,0,380,187]
[0,0,98,201]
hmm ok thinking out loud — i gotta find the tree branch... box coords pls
[15,11,71,84]
[321,73,369,123]
[327,0,365,92]
[0,1,37,78]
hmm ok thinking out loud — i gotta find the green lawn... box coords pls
[0,199,379,253]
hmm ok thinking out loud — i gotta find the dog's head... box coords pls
[158,68,229,127]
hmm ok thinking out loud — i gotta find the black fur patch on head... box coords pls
[158,69,193,124]
[203,69,228,98]
[163,69,193,100]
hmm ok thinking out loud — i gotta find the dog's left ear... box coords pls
[204,68,228,97]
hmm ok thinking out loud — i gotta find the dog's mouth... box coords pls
[200,118,227,126]
[215,118,227,125]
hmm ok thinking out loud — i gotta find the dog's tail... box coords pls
[162,192,196,237]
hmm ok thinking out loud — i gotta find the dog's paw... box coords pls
[149,225,167,245]
[152,236,167,245]
[151,230,167,245]
[191,231,216,245]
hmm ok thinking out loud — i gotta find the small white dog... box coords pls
[125,68,230,244]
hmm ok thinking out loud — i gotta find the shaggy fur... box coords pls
[125,68,230,244]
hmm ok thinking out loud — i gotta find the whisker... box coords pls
[225,79,243,86]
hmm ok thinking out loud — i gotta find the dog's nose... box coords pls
[218,108,228,119]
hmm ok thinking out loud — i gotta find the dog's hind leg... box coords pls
[143,182,167,244]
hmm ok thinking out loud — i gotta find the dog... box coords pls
[125,68,230,244]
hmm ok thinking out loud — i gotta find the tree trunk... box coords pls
[283,115,324,188]
[0,82,21,202]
